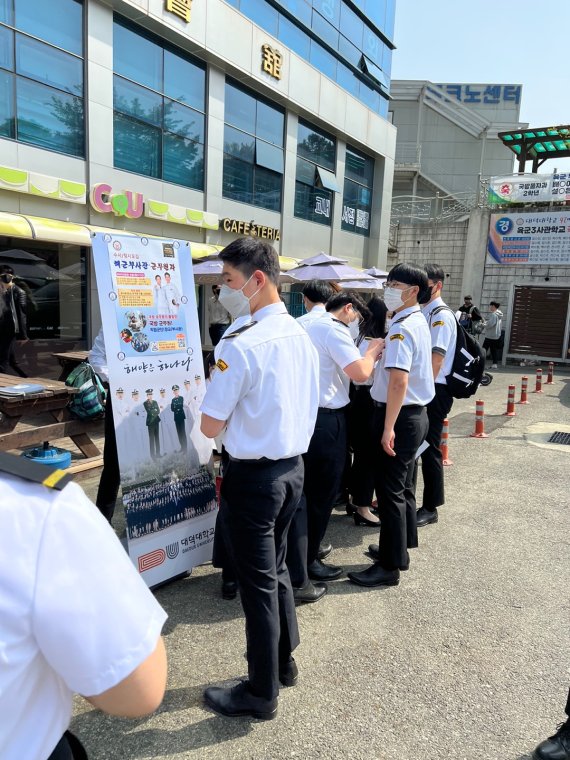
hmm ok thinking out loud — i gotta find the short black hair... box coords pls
[424,264,445,283]
[0,264,14,275]
[219,237,280,286]
[386,263,430,304]
[360,295,388,339]
[302,280,334,304]
[464,295,472,300]
[490,300,500,308]
[326,290,371,321]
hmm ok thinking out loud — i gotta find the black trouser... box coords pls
[420,383,454,512]
[148,422,160,459]
[48,731,88,760]
[209,323,228,346]
[174,418,187,451]
[566,686,570,718]
[96,391,121,523]
[220,455,302,700]
[483,338,501,364]
[348,387,375,506]
[372,404,429,571]
[0,325,16,373]
[302,407,347,565]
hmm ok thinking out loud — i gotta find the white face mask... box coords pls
[217,274,259,319]
[348,318,360,340]
[383,285,411,312]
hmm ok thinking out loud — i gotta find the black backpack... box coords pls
[429,305,486,399]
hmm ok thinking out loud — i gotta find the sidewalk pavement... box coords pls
[73,365,570,760]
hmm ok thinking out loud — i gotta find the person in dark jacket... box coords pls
[0,265,28,375]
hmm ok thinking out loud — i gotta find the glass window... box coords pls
[16,35,83,96]
[114,20,162,92]
[254,165,282,211]
[113,17,206,189]
[222,156,254,205]
[16,78,84,156]
[340,3,363,48]
[256,139,284,174]
[278,15,310,59]
[336,62,359,98]
[277,0,312,26]
[223,79,284,211]
[296,156,315,185]
[256,100,284,147]
[385,0,396,40]
[15,0,83,55]
[294,182,332,225]
[164,99,204,143]
[312,0,340,27]
[163,134,204,190]
[0,24,13,71]
[311,10,339,50]
[164,50,205,111]
[362,27,382,66]
[240,0,278,36]
[341,146,373,237]
[114,76,162,126]
[364,0,386,32]
[225,81,256,134]
[0,70,15,138]
[309,40,337,79]
[338,35,360,67]
[297,120,335,170]
[358,80,380,111]
[360,55,389,90]
[113,112,161,178]
[0,0,13,24]
[224,124,255,162]
[316,165,339,192]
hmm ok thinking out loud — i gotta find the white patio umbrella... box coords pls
[337,277,384,290]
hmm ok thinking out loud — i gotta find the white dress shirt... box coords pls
[306,313,362,409]
[201,302,319,460]
[89,326,108,383]
[421,296,457,385]
[371,305,435,406]
[296,304,327,331]
[0,478,167,760]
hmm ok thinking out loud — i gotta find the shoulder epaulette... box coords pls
[0,451,73,491]
[222,321,258,339]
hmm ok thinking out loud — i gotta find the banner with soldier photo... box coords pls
[91,232,217,587]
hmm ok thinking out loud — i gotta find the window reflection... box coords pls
[16,79,84,156]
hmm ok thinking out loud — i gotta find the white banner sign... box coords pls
[488,173,570,204]
[487,212,570,266]
[92,232,217,586]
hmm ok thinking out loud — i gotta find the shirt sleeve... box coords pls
[88,327,109,383]
[33,482,167,697]
[325,325,362,370]
[429,312,455,356]
[200,339,251,421]
[383,325,414,373]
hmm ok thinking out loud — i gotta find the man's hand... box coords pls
[381,427,396,456]
[366,337,384,361]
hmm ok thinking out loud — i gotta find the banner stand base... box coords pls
[150,570,191,592]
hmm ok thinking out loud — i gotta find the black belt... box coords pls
[372,401,424,410]
[318,406,346,414]
[227,455,299,464]
[353,385,371,392]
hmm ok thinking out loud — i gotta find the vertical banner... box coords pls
[91,233,217,586]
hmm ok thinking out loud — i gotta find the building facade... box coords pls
[0,0,396,376]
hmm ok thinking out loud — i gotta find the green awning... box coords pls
[499,125,570,171]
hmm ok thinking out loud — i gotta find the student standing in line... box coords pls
[415,264,457,528]
[349,264,434,589]
[200,237,319,720]
[296,280,334,330]
[483,301,503,368]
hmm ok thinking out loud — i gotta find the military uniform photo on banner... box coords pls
[91,233,217,586]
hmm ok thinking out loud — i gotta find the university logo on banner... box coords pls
[92,233,217,586]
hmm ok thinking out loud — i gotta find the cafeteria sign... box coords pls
[221,217,281,241]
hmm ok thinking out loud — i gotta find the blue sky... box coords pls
[391,0,570,170]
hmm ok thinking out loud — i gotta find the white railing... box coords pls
[390,191,477,224]
[395,142,421,166]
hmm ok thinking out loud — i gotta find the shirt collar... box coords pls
[312,304,326,313]
[393,304,421,321]
[252,301,288,322]
[422,296,444,314]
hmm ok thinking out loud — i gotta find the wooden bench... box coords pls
[52,351,90,381]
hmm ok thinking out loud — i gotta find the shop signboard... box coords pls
[487,211,570,266]
[488,173,570,204]
[92,232,217,587]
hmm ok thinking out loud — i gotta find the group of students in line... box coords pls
[195,238,460,720]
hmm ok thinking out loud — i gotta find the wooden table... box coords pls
[0,373,102,459]
[52,350,89,381]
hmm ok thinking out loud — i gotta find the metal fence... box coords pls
[390,191,477,225]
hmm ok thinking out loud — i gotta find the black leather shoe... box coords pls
[366,545,410,570]
[318,543,332,560]
[533,720,570,759]
[416,506,438,527]
[293,580,328,604]
[221,580,238,600]
[353,512,381,527]
[348,563,400,587]
[279,657,298,687]
[204,681,277,720]
[308,559,343,581]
